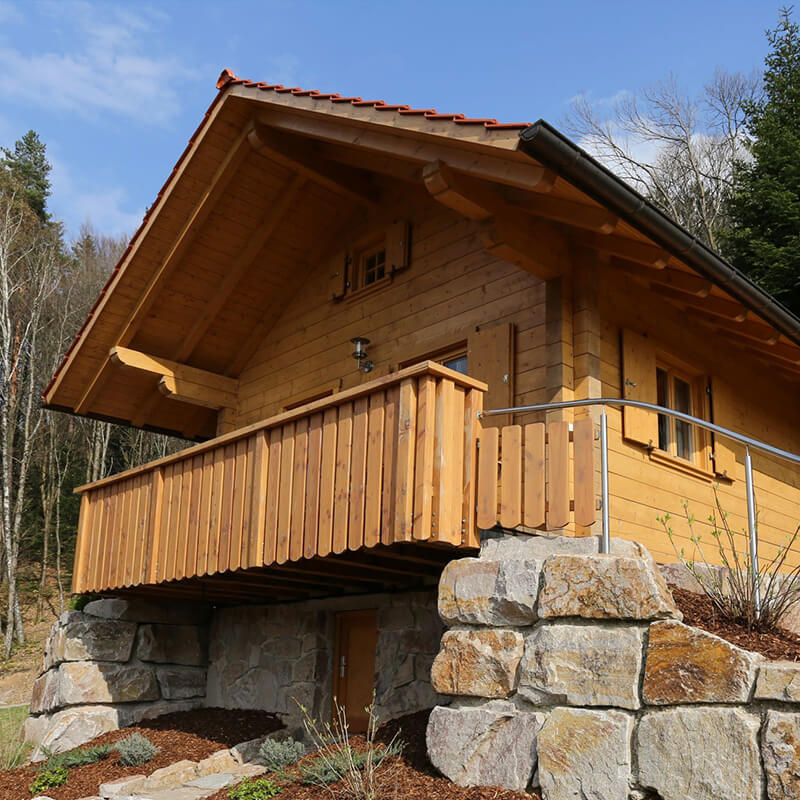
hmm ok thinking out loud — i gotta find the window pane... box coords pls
[673,377,692,460]
[442,355,468,375]
[656,368,670,451]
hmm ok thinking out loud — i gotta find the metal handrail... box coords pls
[478,396,800,618]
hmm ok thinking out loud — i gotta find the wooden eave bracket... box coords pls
[110,346,238,410]
[422,160,566,280]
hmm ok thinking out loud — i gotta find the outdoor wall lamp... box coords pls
[351,337,373,373]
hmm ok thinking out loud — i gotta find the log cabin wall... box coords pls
[232,193,547,429]
[595,271,800,566]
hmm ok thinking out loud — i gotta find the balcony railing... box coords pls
[71,362,486,593]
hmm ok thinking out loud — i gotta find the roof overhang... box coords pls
[43,71,800,439]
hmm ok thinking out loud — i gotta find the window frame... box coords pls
[650,354,712,477]
[346,234,391,300]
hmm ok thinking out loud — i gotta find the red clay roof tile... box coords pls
[216,68,530,129]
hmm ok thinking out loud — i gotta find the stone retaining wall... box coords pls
[24,598,211,759]
[426,532,800,800]
[207,589,442,734]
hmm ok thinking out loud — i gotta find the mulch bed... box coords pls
[206,709,537,800]
[0,708,282,800]
[670,585,800,661]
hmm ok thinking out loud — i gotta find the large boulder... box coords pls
[44,612,136,668]
[438,557,541,626]
[27,705,120,759]
[536,707,632,800]
[642,620,760,704]
[83,597,210,626]
[762,711,800,800]
[430,629,523,698]
[479,533,640,561]
[56,662,159,706]
[537,554,679,620]
[136,624,207,665]
[426,703,545,792]
[636,708,762,800]
[518,623,643,710]
[756,662,800,702]
[155,666,206,700]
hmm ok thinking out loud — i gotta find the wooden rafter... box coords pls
[131,171,306,430]
[502,187,618,234]
[422,160,566,280]
[654,284,748,321]
[580,232,670,269]
[258,109,557,192]
[608,259,713,297]
[74,124,255,416]
[249,123,379,206]
[686,309,781,345]
[175,172,306,363]
[111,346,238,409]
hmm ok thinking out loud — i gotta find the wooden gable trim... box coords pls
[256,108,555,193]
[48,110,249,410]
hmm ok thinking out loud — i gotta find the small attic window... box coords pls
[358,244,387,289]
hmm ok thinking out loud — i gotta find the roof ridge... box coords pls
[214,67,531,130]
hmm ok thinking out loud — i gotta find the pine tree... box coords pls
[1,130,52,222]
[724,9,800,313]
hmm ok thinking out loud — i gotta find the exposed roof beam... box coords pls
[258,109,556,193]
[654,284,748,321]
[687,309,781,345]
[131,172,306,430]
[608,259,713,297]
[502,187,618,233]
[422,160,566,280]
[580,232,670,269]
[111,346,238,394]
[175,172,307,363]
[74,123,254,416]
[248,123,379,206]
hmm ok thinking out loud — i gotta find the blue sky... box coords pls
[0,0,784,240]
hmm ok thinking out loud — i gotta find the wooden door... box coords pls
[333,609,379,733]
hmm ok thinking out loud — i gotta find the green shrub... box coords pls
[227,776,282,800]
[30,765,69,793]
[259,736,305,772]
[48,743,114,769]
[68,593,99,611]
[116,733,159,766]
[299,747,397,786]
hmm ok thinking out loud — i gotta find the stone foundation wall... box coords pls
[426,532,800,800]
[206,589,442,733]
[25,598,210,759]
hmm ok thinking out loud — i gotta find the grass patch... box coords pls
[0,704,30,770]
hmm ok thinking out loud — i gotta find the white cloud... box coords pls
[49,154,144,237]
[0,2,195,125]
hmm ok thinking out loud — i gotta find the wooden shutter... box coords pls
[327,250,348,301]
[386,220,410,275]
[468,323,514,427]
[621,328,658,446]
[710,376,737,479]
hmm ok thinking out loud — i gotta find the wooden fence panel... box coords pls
[477,417,598,533]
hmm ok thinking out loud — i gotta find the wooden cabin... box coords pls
[41,69,800,726]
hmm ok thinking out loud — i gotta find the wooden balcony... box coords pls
[71,362,487,597]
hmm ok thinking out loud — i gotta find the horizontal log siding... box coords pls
[233,200,547,429]
[597,276,800,568]
[72,364,485,593]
